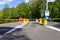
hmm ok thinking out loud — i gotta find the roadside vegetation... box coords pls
[0,0,60,23]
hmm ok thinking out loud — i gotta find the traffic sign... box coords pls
[45,16,49,20]
[45,10,49,16]
[48,0,55,2]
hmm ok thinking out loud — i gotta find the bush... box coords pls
[4,19,19,23]
[0,18,4,24]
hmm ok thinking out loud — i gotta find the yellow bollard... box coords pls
[39,18,43,24]
[43,18,47,25]
[36,19,38,22]
[23,18,27,24]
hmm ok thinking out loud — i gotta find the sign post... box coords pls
[45,10,49,16]
[45,0,55,20]
[45,10,49,20]
[44,0,55,25]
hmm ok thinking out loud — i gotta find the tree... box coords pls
[49,0,60,18]
[3,7,11,19]
[16,2,28,18]
[29,0,45,18]
[1,0,60,19]
[0,11,3,17]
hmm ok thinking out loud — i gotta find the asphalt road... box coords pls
[23,21,60,40]
[0,22,22,34]
[46,22,60,29]
[0,21,60,40]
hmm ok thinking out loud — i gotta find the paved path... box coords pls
[0,21,60,40]
[23,21,60,40]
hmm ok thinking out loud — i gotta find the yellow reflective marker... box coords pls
[39,18,43,24]
[43,18,47,25]
[23,18,27,24]
[36,19,38,22]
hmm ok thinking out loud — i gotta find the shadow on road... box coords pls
[0,27,30,40]
[0,34,30,40]
[0,27,13,35]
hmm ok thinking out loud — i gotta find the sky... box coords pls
[0,0,25,10]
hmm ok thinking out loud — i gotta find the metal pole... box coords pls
[46,0,48,10]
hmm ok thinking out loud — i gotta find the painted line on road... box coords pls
[45,26,60,32]
[4,22,29,35]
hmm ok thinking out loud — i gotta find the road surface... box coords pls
[0,21,60,40]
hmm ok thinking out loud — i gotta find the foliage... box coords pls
[0,0,60,19]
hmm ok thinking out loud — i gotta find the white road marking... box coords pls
[4,22,28,35]
[45,26,60,32]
